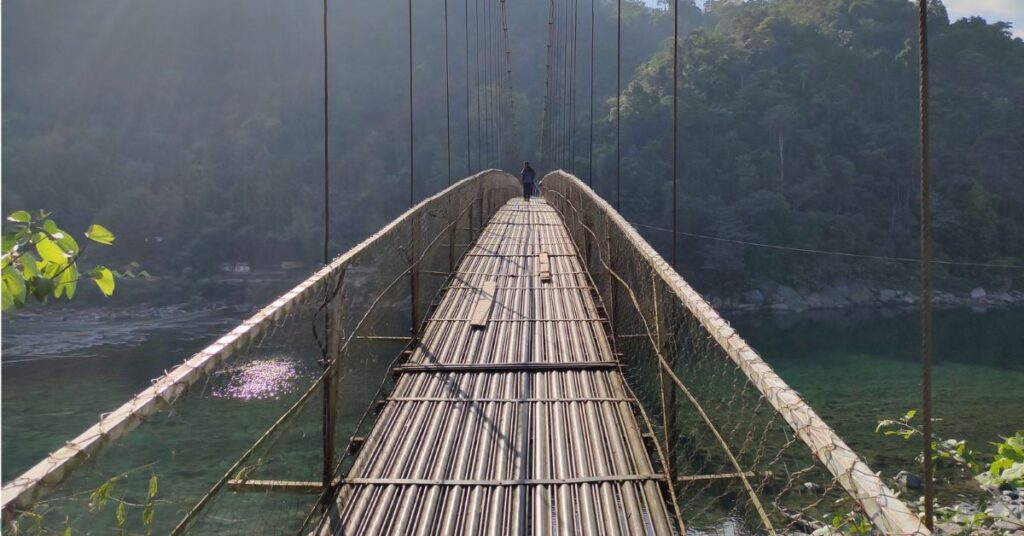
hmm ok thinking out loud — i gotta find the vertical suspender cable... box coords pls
[672,0,678,270]
[917,0,934,530]
[570,0,578,175]
[319,0,334,495]
[322,0,330,264]
[552,0,560,169]
[475,0,482,169]
[408,0,415,206]
[483,0,492,166]
[615,0,621,210]
[588,0,594,186]
[444,0,452,186]
[465,0,472,174]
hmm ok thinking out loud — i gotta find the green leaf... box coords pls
[85,224,115,245]
[56,232,79,255]
[32,276,54,300]
[55,264,78,299]
[64,527,72,536]
[2,266,27,310]
[904,409,917,420]
[142,501,155,526]
[43,219,59,235]
[92,266,115,297]
[148,474,158,499]
[7,211,31,223]
[36,237,68,264]
[115,501,127,526]
[18,253,41,278]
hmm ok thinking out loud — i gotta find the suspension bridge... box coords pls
[2,0,943,534]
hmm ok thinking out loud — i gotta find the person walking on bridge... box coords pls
[520,161,536,202]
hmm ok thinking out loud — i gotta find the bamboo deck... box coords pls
[321,198,673,535]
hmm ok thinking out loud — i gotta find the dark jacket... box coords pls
[521,166,536,183]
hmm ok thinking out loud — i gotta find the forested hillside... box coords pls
[3,0,1021,299]
[595,0,1024,294]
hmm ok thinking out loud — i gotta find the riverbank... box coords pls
[708,282,1024,313]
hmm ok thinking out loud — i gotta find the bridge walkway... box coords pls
[321,198,675,534]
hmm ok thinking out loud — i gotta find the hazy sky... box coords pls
[943,0,1024,38]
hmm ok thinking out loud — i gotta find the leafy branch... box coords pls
[2,210,117,311]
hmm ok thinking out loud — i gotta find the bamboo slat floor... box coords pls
[321,198,674,535]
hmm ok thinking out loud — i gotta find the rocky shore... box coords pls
[707,283,1024,313]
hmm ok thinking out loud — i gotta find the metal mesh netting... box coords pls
[2,170,520,535]
[542,171,929,536]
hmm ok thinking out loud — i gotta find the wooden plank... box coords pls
[393,361,621,374]
[228,479,324,494]
[468,280,497,328]
[538,251,551,282]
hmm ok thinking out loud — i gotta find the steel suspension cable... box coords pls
[444,0,453,186]
[917,0,934,530]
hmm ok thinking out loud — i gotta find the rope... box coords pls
[629,220,1024,269]
[918,0,935,530]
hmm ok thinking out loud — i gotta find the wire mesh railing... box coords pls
[1,170,520,534]
[542,170,930,536]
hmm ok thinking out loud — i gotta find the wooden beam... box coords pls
[228,480,323,494]
[469,281,497,328]
[538,251,551,282]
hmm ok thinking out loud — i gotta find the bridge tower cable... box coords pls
[444,0,452,186]
[615,0,621,210]
[588,0,594,186]
[465,0,472,175]
[917,0,935,530]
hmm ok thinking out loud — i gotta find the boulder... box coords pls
[878,289,897,302]
[895,470,923,490]
[971,287,987,300]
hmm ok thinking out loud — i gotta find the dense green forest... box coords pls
[3,0,1022,299]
